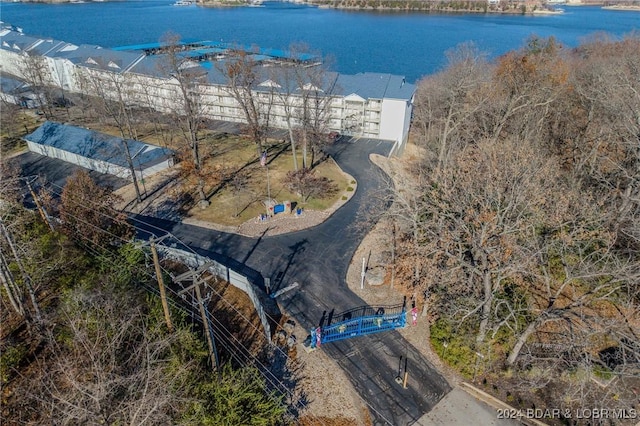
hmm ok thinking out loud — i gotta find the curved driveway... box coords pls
[134,138,451,425]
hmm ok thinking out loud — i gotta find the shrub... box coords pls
[285,169,338,202]
[346,186,354,192]
[0,344,27,385]
[430,318,477,378]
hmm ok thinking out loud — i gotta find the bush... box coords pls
[430,318,477,378]
[285,169,338,202]
[346,186,354,192]
[0,344,27,385]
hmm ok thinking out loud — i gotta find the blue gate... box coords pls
[310,304,407,347]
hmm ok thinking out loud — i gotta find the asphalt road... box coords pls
[132,137,452,425]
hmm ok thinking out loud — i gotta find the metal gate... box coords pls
[310,303,407,347]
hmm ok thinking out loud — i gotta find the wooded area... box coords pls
[0,171,291,424]
[386,34,640,416]
[3,31,639,423]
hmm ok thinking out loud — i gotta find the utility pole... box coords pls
[390,221,396,289]
[149,237,173,332]
[195,281,219,371]
[176,263,220,372]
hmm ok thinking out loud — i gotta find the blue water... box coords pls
[0,0,638,82]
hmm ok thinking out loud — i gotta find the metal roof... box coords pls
[0,30,42,53]
[335,73,415,100]
[25,121,175,170]
[0,29,68,56]
[177,47,227,58]
[50,44,145,74]
[2,28,415,103]
[127,55,166,78]
[0,73,30,94]
[111,38,202,51]
[114,39,318,62]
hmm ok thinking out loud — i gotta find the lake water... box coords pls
[0,0,638,82]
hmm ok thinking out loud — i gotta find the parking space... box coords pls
[15,151,129,194]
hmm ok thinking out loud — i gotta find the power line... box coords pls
[46,213,328,426]
[34,178,394,425]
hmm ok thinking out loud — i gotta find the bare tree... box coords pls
[293,53,337,169]
[569,35,640,251]
[284,168,337,203]
[37,287,191,425]
[267,45,337,170]
[18,52,56,119]
[0,191,42,323]
[76,70,144,202]
[413,42,491,176]
[506,226,638,365]
[216,46,273,153]
[482,36,570,144]
[159,32,210,207]
[268,64,301,171]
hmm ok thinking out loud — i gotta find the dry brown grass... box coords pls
[188,137,349,226]
[24,106,349,226]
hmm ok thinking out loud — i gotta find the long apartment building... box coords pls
[0,26,416,149]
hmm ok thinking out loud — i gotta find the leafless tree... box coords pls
[413,42,491,176]
[18,52,56,119]
[34,287,192,425]
[159,32,210,207]
[569,35,640,251]
[482,36,570,144]
[76,70,144,202]
[268,64,301,171]
[293,53,337,169]
[0,197,42,324]
[58,170,133,248]
[216,46,273,154]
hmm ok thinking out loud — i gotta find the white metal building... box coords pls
[0,26,416,150]
[24,121,175,181]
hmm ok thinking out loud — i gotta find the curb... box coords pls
[459,382,548,426]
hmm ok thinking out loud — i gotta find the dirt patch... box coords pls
[279,318,371,424]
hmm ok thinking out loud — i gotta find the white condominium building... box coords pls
[0,26,415,150]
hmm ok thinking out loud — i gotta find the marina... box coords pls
[0,1,638,82]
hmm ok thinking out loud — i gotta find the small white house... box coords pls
[24,121,175,181]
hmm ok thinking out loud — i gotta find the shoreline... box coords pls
[601,4,640,10]
[7,0,640,14]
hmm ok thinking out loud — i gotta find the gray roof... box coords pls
[129,54,209,80]
[51,44,145,74]
[2,28,415,102]
[0,30,42,53]
[25,121,174,170]
[0,29,67,56]
[335,73,415,100]
[127,55,167,78]
[0,73,30,94]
